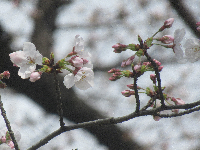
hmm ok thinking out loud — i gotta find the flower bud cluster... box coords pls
[9,35,94,90]
[151,96,185,121]
[108,69,133,81]
[0,71,10,89]
[0,128,21,149]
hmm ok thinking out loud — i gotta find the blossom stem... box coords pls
[53,72,65,127]
[0,95,20,150]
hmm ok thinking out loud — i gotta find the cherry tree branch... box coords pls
[0,96,19,150]
[144,50,165,107]
[27,99,200,150]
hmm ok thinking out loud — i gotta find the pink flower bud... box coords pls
[3,71,10,79]
[171,97,185,105]
[150,74,156,84]
[112,43,127,53]
[153,115,161,121]
[1,136,6,143]
[7,141,14,149]
[108,68,121,73]
[127,84,134,89]
[153,59,161,66]
[109,76,117,81]
[164,18,174,28]
[158,66,164,72]
[134,64,141,73]
[159,35,174,44]
[29,72,41,82]
[196,22,200,26]
[72,57,83,67]
[159,18,174,31]
[121,90,135,97]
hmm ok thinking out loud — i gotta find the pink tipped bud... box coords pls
[109,76,118,81]
[153,59,161,66]
[127,84,134,89]
[164,18,174,28]
[72,57,83,67]
[153,115,161,121]
[108,68,121,73]
[1,136,6,143]
[7,141,15,149]
[29,72,42,82]
[159,35,174,44]
[171,97,185,105]
[3,71,10,79]
[121,90,135,97]
[150,74,156,84]
[158,66,164,72]
[196,22,200,26]
[112,43,127,53]
[134,64,141,73]
[159,18,174,31]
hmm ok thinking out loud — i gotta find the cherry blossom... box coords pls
[173,28,186,63]
[9,42,43,79]
[74,35,91,58]
[184,38,200,62]
[63,67,94,90]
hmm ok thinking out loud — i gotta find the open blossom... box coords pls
[173,28,186,63]
[9,42,43,79]
[74,35,91,58]
[184,38,200,62]
[63,67,94,90]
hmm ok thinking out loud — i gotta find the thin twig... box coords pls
[144,51,165,107]
[0,95,20,150]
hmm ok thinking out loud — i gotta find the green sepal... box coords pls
[145,87,151,95]
[42,57,50,65]
[145,37,153,47]
[128,44,136,51]
[135,49,144,57]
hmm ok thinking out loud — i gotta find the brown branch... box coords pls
[0,95,19,150]
[144,51,165,107]
[28,99,200,149]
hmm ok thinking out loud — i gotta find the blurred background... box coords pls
[0,0,200,149]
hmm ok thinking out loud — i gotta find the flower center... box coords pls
[27,56,35,64]
[80,71,86,81]
[193,47,200,52]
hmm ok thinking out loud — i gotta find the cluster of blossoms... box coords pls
[109,18,190,121]
[0,71,10,89]
[62,35,94,90]
[0,128,21,149]
[9,35,94,90]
